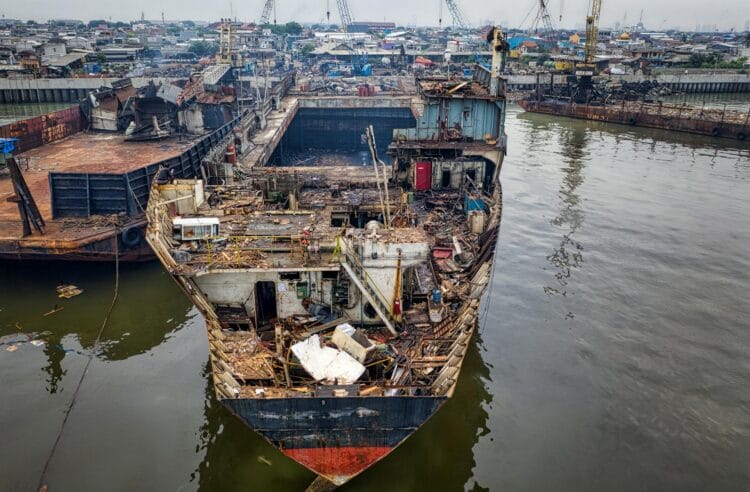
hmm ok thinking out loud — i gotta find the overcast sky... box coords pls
[2,0,749,32]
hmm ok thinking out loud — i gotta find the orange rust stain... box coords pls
[283,446,392,480]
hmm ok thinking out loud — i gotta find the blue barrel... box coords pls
[465,194,485,213]
[432,289,442,304]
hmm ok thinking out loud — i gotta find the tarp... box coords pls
[291,335,366,384]
[0,138,17,155]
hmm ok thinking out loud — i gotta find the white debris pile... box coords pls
[291,334,366,384]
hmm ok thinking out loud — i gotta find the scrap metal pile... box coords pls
[149,166,498,398]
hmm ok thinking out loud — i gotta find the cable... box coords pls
[37,236,120,491]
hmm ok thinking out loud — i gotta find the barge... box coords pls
[518,96,750,141]
[0,73,279,261]
[146,28,509,489]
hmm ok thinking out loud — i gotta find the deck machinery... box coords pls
[147,27,509,491]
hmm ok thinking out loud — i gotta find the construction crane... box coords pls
[444,0,468,30]
[335,0,372,75]
[572,0,602,101]
[582,0,602,70]
[260,0,276,25]
[529,0,557,41]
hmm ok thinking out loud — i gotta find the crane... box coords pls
[582,0,602,68]
[444,0,468,30]
[335,0,372,75]
[260,0,276,25]
[529,0,557,41]
[572,0,602,101]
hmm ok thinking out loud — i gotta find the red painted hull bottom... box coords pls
[283,446,393,485]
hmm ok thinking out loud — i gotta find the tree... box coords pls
[686,52,747,69]
[188,40,217,57]
[300,43,316,57]
[284,21,303,35]
[262,21,303,36]
[89,20,107,28]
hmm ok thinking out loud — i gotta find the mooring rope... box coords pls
[37,234,121,492]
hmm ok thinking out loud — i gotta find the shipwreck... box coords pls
[146,27,509,490]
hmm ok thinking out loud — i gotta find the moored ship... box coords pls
[146,27,509,490]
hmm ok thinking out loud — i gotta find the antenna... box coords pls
[326,0,331,24]
[438,0,443,29]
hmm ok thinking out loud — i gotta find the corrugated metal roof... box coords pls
[45,52,88,67]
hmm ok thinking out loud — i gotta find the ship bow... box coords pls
[223,395,446,485]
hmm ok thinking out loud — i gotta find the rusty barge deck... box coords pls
[518,98,750,141]
[0,109,243,261]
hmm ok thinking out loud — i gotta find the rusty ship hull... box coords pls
[225,395,447,483]
[146,29,509,489]
[518,98,750,140]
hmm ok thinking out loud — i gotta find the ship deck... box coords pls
[0,132,196,242]
[149,166,498,399]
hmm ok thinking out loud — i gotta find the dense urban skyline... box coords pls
[1,0,749,32]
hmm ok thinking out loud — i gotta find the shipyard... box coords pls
[1,1,750,491]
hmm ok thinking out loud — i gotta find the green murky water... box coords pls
[1,102,749,491]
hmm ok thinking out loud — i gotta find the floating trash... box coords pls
[56,284,83,299]
[43,306,64,317]
[257,456,272,466]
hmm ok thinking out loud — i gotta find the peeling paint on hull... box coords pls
[284,447,393,485]
[222,396,447,484]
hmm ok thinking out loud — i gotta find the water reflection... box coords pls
[41,332,66,394]
[534,120,588,297]
[0,261,191,394]
[190,338,492,491]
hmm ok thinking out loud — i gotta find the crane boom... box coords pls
[260,0,275,25]
[530,0,557,41]
[336,0,354,33]
[334,0,370,75]
[584,0,602,64]
[444,0,468,29]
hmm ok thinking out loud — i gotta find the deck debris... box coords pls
[291,335,366,384]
